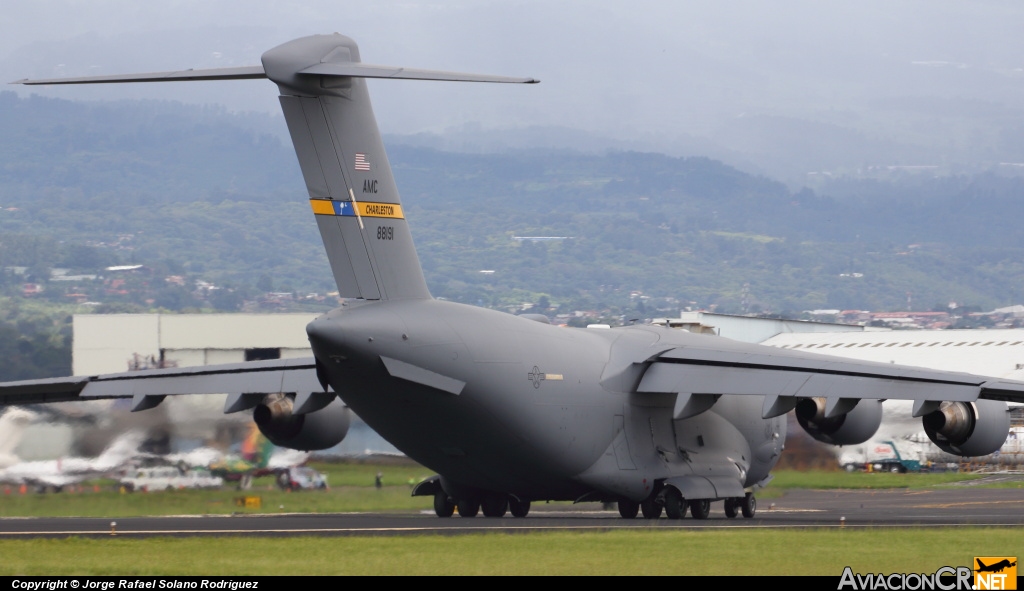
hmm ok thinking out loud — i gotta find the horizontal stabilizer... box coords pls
[12,63,537,87]
[298,62,538,84]
[10,65,267,86]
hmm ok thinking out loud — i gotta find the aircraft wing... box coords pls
[637,335,1024,418]
[0,358,324,413]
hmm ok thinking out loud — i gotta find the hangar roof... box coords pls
[763,328,1024,380]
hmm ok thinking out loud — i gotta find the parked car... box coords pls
[276,466,328,491]
[120,467,223,492]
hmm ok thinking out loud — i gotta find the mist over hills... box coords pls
[7,2,1024,185]
[2,93,1024,314]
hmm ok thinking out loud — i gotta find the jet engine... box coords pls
[795,398,882,446]
[922,400,1009,456]
[253,393,351,451]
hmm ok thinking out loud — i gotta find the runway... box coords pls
[2,481,1023,538]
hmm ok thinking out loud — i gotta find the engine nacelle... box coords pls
[922,400,1009,457]
[253,393,351,451]
[795,397,882,446]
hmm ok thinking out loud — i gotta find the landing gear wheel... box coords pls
[433,491,455,518]
[741,493,756,518]
[457,498,480,518]
[663,488,686,520]
[640,497,663,519]
[481,494,508,517]
[688,499,711,519]
[618,500,640,519]
[509,498,531,518]
[724,498,739,518]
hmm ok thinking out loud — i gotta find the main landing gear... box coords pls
[509,497,531,518]
[740,493,756,518]
[640,497,663,519]
[480,493,508,517]
[617,499,640,519]
[688,499,711,519]
[434,491,531,518]
[619,491,758,520]
[434,490,455,517]
[662,489,687,520]
[724,493,757,519]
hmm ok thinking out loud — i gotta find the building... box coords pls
[73,313,319,375]
[18,313,397,460]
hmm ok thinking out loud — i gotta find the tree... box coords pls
[256,275,274,292]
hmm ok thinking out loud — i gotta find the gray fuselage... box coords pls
[307,298,785,503]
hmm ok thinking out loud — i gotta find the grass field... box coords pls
[1,463,1020,575]
[2,528,1021,575]
[766,469,988,490]
[0,460,999,516]
[0,463,1007,518]
[0,460,433,517]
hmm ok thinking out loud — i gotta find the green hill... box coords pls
[2,92,1024,317]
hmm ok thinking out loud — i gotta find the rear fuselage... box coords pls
[307,299,785,501]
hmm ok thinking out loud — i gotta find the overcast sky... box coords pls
[4,1,1024,179]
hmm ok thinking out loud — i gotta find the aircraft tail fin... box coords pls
[12,34,536,300]
[0,407,34,467]
[92,430,145,471]
[240,423,275,468]
[262,35,535,300]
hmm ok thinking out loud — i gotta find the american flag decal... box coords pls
[354,153,371,171]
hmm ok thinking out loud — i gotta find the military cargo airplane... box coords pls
[5,34,1024,519]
